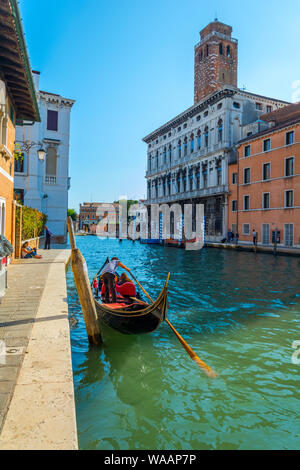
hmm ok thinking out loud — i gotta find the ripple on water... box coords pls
[66,238,300,450]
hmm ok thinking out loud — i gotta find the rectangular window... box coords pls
[262,193,270,209]
[284,224,294,247]
[14,153,25,173]
[263,138,271,152]
[244,145,251,157]
[14,189,24,205]
[217,168,222,186]
[262,224,270,245]
[285,157,294,177]
[243,223,250,235]
[243,195,250,210]
[47,110,58,131]
[232,200,237,212]
[46,147,57,177]
[0,198,6,236]
[232,172,237,184]
[263,162,271,181]
[285,190,294,208]
[244,168,251,184]
[256,103,262,110]
[286,131,294,146]
[266,106,272,113]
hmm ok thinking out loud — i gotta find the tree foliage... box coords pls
[67,209,77,221]
[16,205,47,241]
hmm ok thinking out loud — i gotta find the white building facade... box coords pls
[143,21,288,242]
[14,71,75,243]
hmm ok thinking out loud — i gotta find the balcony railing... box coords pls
[147,184,229,204]
[45,176,57,185]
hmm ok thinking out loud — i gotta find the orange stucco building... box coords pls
[228,102,300,248]
[0,0,40,296]
[0,0,39,246]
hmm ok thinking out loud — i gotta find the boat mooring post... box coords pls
[67,217,102,346]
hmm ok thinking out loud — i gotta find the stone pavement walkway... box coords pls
[0,247,76,448]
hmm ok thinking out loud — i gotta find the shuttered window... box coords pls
[0,199,5,236]
[47,110,58,131]
[46,147,57,176]
[284,224,294,247]
[262,224,270,245]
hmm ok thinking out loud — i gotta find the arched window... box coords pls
[176,173,181,192]
[204,126,209,147]
[163,146,167,164]
[156,151,159,169]
[218,119,223,142]
[206,45,209,57]
[182,170,186,192]
[197,130,201,150]
[178,140,182,158]
[162,177,166,196]
[167,175,171,194]
[190,134,194,153]
[168,144,172,162]
[184,137,188,156]
[219,43,223,55]
[226,45,231,57]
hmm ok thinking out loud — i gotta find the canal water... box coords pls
[66,236,300,450]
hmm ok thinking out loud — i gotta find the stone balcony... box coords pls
[146,143,230,178]
[146,184,229,204]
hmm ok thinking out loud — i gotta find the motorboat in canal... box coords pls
[93,271,170,335]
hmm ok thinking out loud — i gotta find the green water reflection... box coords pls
[67,237,300,450]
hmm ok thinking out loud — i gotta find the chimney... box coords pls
[32,70,40,92]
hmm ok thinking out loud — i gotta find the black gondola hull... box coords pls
[95,301,163,335]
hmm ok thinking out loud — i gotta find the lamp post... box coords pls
[15,140,46,162]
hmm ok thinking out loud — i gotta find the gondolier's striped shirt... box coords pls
[102,260,119,275]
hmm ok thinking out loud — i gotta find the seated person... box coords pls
[21,242,42,259]
[117,272,131,286]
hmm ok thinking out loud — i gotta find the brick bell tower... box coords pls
[194,20,238,104]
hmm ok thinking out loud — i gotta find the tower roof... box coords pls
[200,20,233,41]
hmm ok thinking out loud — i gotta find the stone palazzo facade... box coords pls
[15,72,75,243]
[143,20,288,242]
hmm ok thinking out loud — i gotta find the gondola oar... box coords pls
[91,257,110,289]
[96,257,109,279]
[128,271,217,378]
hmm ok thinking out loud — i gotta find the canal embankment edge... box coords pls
[205,242,300,257]
[0,249,78,450]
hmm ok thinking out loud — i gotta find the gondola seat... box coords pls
[116,282,136,297]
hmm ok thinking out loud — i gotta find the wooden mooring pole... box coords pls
[67,216,102,346]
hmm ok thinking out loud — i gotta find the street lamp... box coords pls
[37,146,46,162]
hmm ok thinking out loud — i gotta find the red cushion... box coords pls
[116,282,136,297]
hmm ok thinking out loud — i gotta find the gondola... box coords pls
[94,274,169,335]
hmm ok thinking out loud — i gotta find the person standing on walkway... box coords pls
[102,257,130,303]
[44,226,52,250]
[252,229,257,246]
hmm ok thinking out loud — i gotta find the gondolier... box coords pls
[102,257,130,304]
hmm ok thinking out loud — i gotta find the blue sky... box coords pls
[20,0,300,211]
